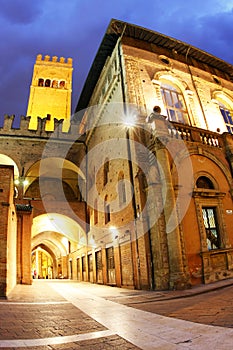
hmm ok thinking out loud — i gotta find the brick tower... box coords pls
[26,54,73,132]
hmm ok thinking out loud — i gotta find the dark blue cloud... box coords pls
[0,0,233,121]
[0,0,44,24]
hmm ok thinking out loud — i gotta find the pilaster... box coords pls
[147,113,191,289]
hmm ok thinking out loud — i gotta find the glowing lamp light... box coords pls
[14,177,29,186]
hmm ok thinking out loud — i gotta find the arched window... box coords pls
[59,80,65,88]
[38,78,44,86]
[160,82,189,124]
[218,101,233,134]
[118,172,126,205]
[103,158,109,186]
[45,79,51,87]
[202,208,220,250]
[104,195,110,224]
[196,176,214,189]
[52,80,58,88]
[196,176,220,250]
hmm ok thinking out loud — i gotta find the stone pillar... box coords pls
[16,204,33,285]
[145,180,170,290]
[0,165,17,297]
[148,113,190,289]
[35,249,39,279]
[61,256,68,278]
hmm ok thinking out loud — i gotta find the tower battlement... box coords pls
[0,115,81,141]
[36,54,72,67]
[27,54,73,131]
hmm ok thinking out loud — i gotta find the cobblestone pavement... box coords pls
[1,279,233,349]
[0,281,140,350]
[107,282,233,328]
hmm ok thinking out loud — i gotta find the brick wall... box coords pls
[0,165,16,297]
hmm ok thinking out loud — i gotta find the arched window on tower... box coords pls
[160,81,189,124]
[45,79,51,87]
[59,80,65,88]
[38,78,44,86]
[218,101,233,134]
[52,80,58,88]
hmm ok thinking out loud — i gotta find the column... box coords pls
[148,113,190,289]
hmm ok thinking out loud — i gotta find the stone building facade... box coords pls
[75,19,233,290]
[1,20,233,296]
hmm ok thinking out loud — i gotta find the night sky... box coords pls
[1,0,233,122]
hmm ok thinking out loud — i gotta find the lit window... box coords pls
[160,82,189,124]
[202,207,220,250]
[219,102,233,134]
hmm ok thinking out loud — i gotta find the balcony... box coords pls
[168,122,224,148]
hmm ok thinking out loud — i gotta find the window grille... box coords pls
[202,207,220,250]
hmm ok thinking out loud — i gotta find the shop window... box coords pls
[88,254,93,272]
[106,247,115,270]
[218,102,233,134]
[82,256,86,272]
[160,82,189,124]
[202,207,220,250]
[77,258,80,274]
[96,250,102,270]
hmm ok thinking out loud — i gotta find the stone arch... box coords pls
[23,157,85,199]
[31,244,58,279]
[31,213,87,279]
[153,71,189,92]
[194,171,219,190]
[212,90,233,109]
[171,147,233,192]
[32,231,68,256]
[0,154,19,179]
[211,91,233,133]
[32,213,86,244]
